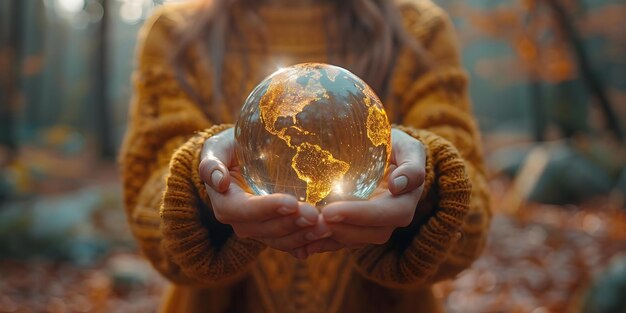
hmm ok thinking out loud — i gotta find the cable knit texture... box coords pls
[350,127,471,288]
[161,125,267,283]
[120,0,491,312]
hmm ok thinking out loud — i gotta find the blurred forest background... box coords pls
[1,0,626,312]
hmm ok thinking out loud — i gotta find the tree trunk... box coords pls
[0,0,24,154]
[544,0,624,141]
[94,0,114,159]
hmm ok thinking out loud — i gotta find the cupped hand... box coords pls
[198,128,324,258]
[304,129,428,256]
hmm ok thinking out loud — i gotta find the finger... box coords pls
[209,191,299,224]
[237,202,319,239]
[328,224,395,245]
[201,128,236,166]
[260,215,332,252]
[388,130,426,195]
[321,193,417,227]
[199,128,235,192]
[297,202,321,228]
[199,158,230,193]
[204,172,249,204]
[233,212,313,239]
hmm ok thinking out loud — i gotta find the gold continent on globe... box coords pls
[235,63,391,206]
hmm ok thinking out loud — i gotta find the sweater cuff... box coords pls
[160,124,266,284]
[350,126,471,287]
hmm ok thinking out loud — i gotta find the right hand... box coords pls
[198,128,331,259]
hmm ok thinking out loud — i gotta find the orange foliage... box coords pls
[516,36,538,62]
[449,1,582,83]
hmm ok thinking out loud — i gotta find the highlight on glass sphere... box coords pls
[234,63,391,206]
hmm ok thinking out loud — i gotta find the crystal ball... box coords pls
[235,63,391,206]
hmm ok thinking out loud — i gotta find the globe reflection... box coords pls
[235,63,391,206]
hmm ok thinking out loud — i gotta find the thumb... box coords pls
[388,130,426,195]
[199,128,235,193]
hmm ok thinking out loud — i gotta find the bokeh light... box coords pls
[55,0,85,15]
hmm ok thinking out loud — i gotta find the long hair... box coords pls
[171,0,430,123]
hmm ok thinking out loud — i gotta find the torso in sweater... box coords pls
[121,1,491,312]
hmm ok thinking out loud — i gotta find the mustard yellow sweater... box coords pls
[120,1,491,312]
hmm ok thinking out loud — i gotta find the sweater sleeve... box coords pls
[349,0,491,288]
[120,6,264,286]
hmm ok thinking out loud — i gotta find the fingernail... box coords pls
[211,170,223,187]
[325,215,344,223]
[393,175,408,192]
[277,206,296,215]
[296,217,314,227]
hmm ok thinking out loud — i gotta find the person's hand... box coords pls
[303,129,427,256]
[198,128,321,258]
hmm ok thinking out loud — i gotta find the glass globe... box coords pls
[235,63,391,206]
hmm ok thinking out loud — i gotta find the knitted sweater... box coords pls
[120,1,491,312]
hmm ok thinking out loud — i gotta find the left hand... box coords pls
[303,129,427,256]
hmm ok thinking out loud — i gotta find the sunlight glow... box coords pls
[332,181,344,195]
[120,2,143,24]
[117,0,156,25]
[56,0,84,14]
